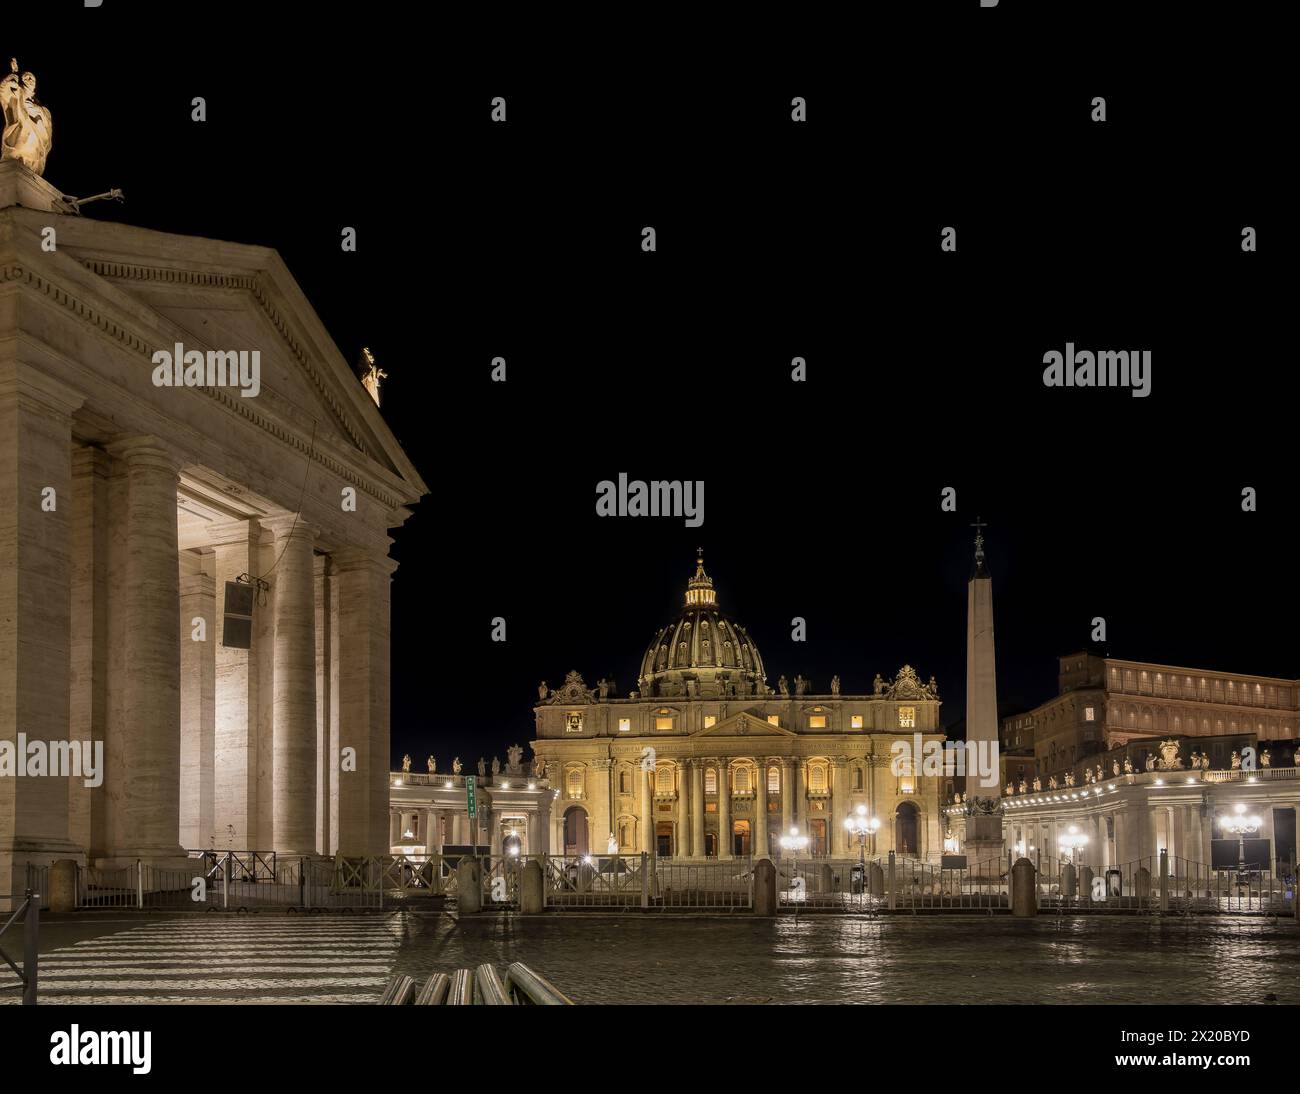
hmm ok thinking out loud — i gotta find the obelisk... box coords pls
[962,520,1005,859]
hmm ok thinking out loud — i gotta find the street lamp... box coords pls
[1058,825,1090,864]
[1219,803,1262,874]
[779,825,809,899]
[843,804,881,868]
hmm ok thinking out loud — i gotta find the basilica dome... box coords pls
[638,554,767,699]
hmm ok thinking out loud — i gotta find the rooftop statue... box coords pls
[1,59,53,175]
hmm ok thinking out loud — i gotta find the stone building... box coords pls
[0,149,424,907]
[1003,651,1298,783]
[530,555,945,861]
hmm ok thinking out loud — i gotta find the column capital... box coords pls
[263,512,321,542]
[331,545,398,576]
[107,434,182,473]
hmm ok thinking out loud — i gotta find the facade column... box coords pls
[209,520,262,849]
[267,517,318,854]
[1113,809,1129,864]
[754,758,770,858]
[717,758,732,859]
[589,759,611,852]
[104,437,185,865]
[0,367,85,906]
[780,759,793,836]
[675,763,689,857]
[690,760,705,858]
[331,547,397,856]
[179,560,216,850]
[314,554,334,855]
[1146,802,1160,861]
[69,445,111,863]
[793,758,805,826]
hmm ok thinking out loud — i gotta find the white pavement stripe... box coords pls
[40,957,395,968]
[20,977,392,990]
[2,994,384,1005]
[35,965,394,975]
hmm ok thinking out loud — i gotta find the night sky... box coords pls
[22,4,1291,770]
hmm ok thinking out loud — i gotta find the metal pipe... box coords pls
[377,974,415,1005]
[414,973,450,1005]
[22,889,38,1005]
[448,968,473,1005]
[504,962,573,1005]
[474,963,509,1005]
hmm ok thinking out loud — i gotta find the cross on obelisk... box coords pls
[970,516,987,567]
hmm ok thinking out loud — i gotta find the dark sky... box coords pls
[22,3,1292,768]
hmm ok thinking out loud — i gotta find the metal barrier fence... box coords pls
[778,855,1012,912]
[543,854,753,910]
[24,865,50,911]
[0,888,39,1004]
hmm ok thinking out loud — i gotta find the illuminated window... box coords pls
[767,715,780,726]
[703,715,716,728]
[809,715,828,729]
[655,716,674,731]
[565,712,583,734]
[705,767,717,794]
[618,717,631,733]
[734,767,750,793]
[1083,707,1095,722]
[898,706,916,729]
[850,714,864,729]
[656,766,673,793]
[566,769,583,798]
[768,766,780,792]
[809,764,827,792]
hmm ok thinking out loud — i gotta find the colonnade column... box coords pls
[675,765,689,857]
[331,547,397,856]
[717,759,731,859]
[104,437,185,865]
[754,758,770,858]
[590,759,611,853]
[0,367,85,904]
[780,759,793,836]
[179,559,216,850]
[690,760,705,858]
[828,759,843,856]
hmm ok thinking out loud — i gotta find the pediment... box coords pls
[690,712,796,739]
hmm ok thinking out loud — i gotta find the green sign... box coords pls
[466,775,476,819]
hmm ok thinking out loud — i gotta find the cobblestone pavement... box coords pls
[398,914,1300,1004]
[3,913,1297,1004]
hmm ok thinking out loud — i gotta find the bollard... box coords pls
[1159,849,1169,912]
[1292,854,1298,922]
[887,851,896,911]
[640,852,649,909]
[1012,858,1037,917]
[456,857,482,914]
[1062,862,1077,901]
[136,860,144,910]
[753,858,777,916]
[819,863,834,895]
[520,859,544,914]
[48,860,77,913]
[1135,865,1152,910]
[23,888,38,1006]
[1080,866,1094,906]
[868,862,884,898]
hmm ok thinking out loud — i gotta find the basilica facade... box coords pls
[531,556,945,861]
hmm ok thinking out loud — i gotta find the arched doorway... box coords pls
[732,819,751,857]
[895,802,920,856]
[563,806,588,856]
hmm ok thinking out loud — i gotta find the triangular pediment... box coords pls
[690,712,796,739]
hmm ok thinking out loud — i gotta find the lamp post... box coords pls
[843,804,881,868]
[1219,803,1263,874]
[1058,825,1089,864]
[779,825,809,899]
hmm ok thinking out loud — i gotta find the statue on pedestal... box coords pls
[452,757,462,775]
[795,675,807,696]
[401,754,411,773]
[427,756,436,774]
[477,757,486,777]
[1112,760,1121,776]
[1230,751,1241,770]
[1032,776,1041,792]
[778,675,789,697]
[873,674,884,696]
[1123,757,1133,774]
[1261,749,1272,768]
[507,744,524,774]
[1019,778,1029,794]
[1048,776,1058,790]
[490,757,500,776]
[538,680,549,700]
[830,675,840,696]
[1064,771,1075,787]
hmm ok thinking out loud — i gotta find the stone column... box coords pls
[717,759,732,859]
[1146,803,1160,860]
[314,554,333,855]
[266,516,318,854]
[780,759,793,836]
[104,437,185,865]
[69,445,111,862]
[589,759,611,852]
[793,759,805,825]
[178,560,216,850]
[639,764,652,854]
[210,520,262,849]
[332,547,397,856]
[675,764,689,857]
[690,760,705,858]
[755,758,770,858]
[830,759,845,856]
[1113,809,1129,864]
[0,367,85,905]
